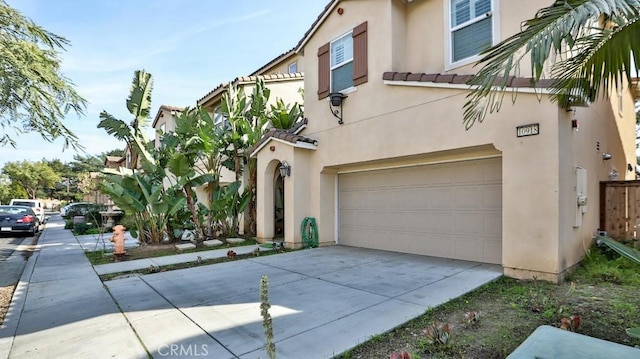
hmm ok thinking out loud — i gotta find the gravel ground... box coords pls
[0,285,16,325]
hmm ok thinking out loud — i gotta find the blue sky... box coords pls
[1,0,327,168]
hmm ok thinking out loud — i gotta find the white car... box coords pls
[9,199,46,223]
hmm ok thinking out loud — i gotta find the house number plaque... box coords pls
[516,123,540,137]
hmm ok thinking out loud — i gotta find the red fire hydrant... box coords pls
[110,224,127,261]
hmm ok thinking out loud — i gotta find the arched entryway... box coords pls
[274,167,285,238]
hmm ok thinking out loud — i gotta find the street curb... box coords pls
[0,231,42,359]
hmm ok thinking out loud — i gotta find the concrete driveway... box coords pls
[106,246,502,358]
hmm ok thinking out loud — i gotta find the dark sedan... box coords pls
[0,205,39,237]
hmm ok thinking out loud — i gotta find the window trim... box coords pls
[329,29,354,93]
[445,0,500,70]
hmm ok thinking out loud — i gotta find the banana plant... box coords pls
[268,98,303,130]
[208,180,250,238]
[100,166,186,244]
[98,69,186,243]
[98,70,153,169]
[160,107,216,241]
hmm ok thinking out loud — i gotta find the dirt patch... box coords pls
[0,285,17,325]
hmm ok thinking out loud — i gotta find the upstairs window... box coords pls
[330,32,354,93]
[213,106,229,130]
[318,22,368,99]
[288,61,298,73]
[450,0,493,63]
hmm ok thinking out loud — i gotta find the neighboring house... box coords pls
[152,105,184,149]
[196,77,304,188]
[251,0,638,282]
[104,156,125,170]
[152,49,305,235]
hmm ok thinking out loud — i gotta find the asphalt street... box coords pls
[0,237,24,261]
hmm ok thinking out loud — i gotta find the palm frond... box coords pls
[464,0,640,129]
[549,16,640,107]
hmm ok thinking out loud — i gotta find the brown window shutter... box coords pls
[317,42,330,99]
[352,21,368,86]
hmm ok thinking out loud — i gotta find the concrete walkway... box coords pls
[0,216,503,358]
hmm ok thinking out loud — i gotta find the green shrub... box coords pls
[73,222,91,235]
[85,210,103,227]
[65,220,74,229]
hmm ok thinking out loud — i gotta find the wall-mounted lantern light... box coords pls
[328,92,347,125]
[279,161,291,178]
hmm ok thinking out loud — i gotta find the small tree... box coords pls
[2,160,60,199]
[0,1,87,148]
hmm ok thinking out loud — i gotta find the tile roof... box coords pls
[105,156,124,163]
[104,156,125,169]
[197,72,304,106]
[152,104,184,128]
[296,0,340,52]
[382,72,556,88]
[249,47,297,76]
[159,105,184,112]
[250,118,318,157]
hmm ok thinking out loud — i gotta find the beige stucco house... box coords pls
[151,49,306,235]
[252,0,638,282]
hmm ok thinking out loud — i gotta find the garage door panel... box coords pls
[452,162,483,183]
[455,212,484,234]
[483,185,502,209]
[484,213,502,235]
[454,237,484,262]
[455,187,484,208]
[427,188,454,209]
[341,210,358,227]
[484,239,502,264]
[483,160,502,181]
[339,158,502,264]
[429,212,453,233]
[424,166,452,184]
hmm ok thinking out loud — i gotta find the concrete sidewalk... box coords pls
[0,216,503,358]
[0,218,147,358]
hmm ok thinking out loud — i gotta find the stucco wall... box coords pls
[402,0,545,74]
[254,0,637,281]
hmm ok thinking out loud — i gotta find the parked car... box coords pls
[0,205,39,236]
[60,202,91,217]
[61,202,103,219]
[9,199,46,223]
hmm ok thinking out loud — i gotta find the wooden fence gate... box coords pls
[600,180,640,241]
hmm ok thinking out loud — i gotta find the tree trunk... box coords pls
[184,185,205,241]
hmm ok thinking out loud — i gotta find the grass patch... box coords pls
[335,245,640,359]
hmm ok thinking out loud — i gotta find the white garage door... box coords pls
[339,158,502,264]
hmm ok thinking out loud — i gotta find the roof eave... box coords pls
[295,0,340,53]
[250,137,317,158]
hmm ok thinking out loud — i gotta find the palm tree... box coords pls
[464,0,640,129]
